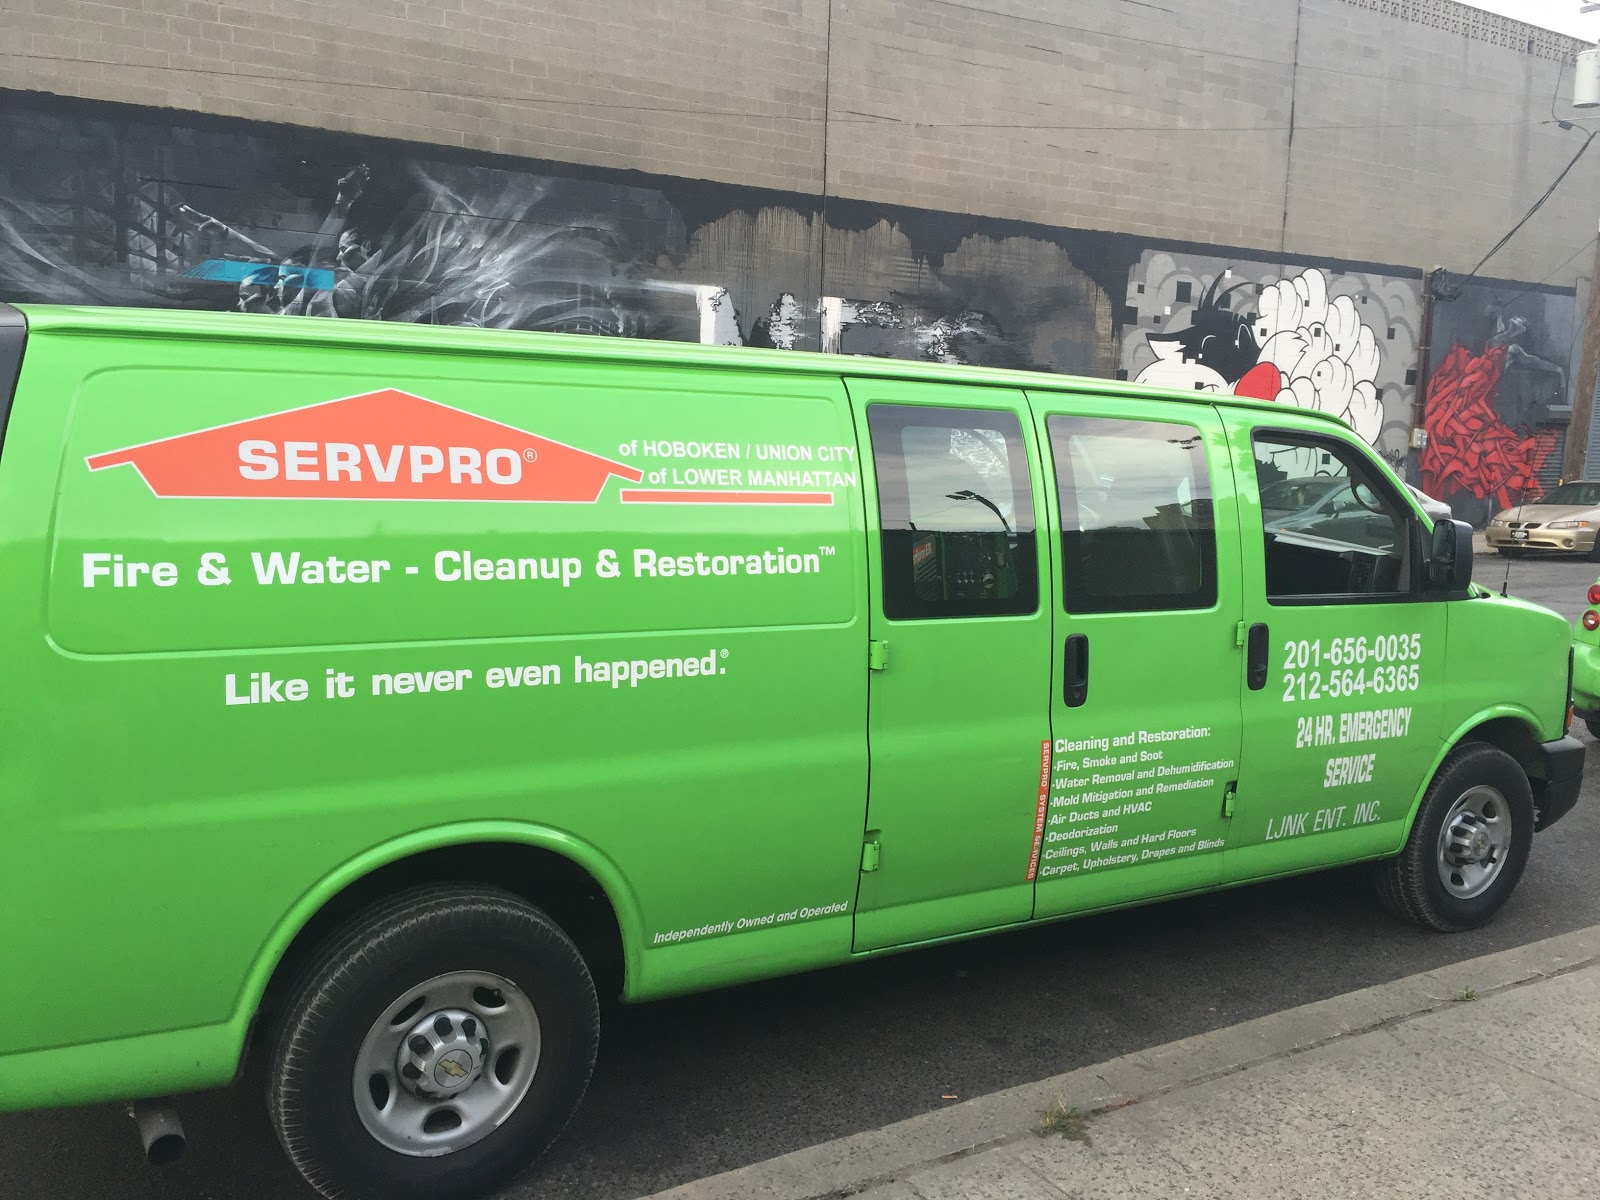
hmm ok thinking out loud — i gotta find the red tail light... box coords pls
[1588,584,1600,605]
[1584,610,1599,631]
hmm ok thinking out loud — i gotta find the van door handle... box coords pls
[1063,633,1089,707]
[1246,623,1269,691]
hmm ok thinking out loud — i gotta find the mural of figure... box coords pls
[279,164,376,318]
[174,187,371,319]
[170,204,287,313]
[1420,313,1565,516]
[1132,268,1384,450]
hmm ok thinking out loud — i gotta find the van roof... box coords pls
[13,303,1348,429]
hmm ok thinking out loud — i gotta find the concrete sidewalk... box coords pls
[649,926,1600,1200]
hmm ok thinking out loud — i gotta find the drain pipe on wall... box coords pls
[1409,266,1442,470]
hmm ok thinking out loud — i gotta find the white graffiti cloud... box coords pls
[1254,268,1383,444]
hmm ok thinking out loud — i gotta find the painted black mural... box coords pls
[0,90,1577,499]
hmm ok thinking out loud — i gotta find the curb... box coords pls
[643,924,1600,1200]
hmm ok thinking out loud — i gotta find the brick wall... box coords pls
[3,0,1596,282]
[0,0,830,193]
[1286,0,1595,281]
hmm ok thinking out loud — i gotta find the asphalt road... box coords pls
[5,548,1599,1200]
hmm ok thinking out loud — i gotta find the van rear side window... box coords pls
[1047,416,1217,614]
[867,405,1037,620]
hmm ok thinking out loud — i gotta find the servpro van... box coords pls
[0,303,1582,1199]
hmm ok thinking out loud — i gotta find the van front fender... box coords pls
[1400,705,1553,843]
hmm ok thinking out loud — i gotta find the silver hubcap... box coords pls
[1436,785,1510,900]
[353,970,541,1157]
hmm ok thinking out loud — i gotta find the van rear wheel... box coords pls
[1374,742,1533,932]
[267,885,599,1200]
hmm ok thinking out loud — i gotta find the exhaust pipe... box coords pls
[129,1101,186,1166]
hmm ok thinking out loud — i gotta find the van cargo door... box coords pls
[1026,392,1242,915]
[849,380,1051,952]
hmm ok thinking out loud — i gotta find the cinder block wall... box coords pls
[824,0,1300,249]
[1,0,832,193]
[1286,0,1594,279]
[3,0,1595,282]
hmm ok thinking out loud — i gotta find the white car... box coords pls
[1405,482,1452,523]
[1259,476,1451,525]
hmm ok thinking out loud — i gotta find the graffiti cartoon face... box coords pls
[1133,277,1281,400]
[1131,268,1387,453]
[1136,337,1231,393]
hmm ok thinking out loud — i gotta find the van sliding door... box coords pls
[849,380,1052,952]
[1027,393,1242,916]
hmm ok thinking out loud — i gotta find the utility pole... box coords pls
[1564,229,1600,481]
[1565,46,1600,480]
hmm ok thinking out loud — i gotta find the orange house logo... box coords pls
[86,389,644,502]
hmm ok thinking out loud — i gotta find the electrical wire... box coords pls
[1496,235,1599,311]
[1458,128,1597,284]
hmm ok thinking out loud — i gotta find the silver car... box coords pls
[1259,477,1451,526]
[1405,482,1452,523]
[1485,481,1600,558]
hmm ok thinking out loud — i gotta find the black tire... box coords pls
[1374,742,1534,932]
[1585,716,1600,740]
[1587,538,1600,562]
[267,885,600,1200]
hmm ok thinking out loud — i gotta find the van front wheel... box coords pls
[267,885,600,1200]
[1375,743,1534,932]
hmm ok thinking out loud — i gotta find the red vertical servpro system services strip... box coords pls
[1026,739,1053,882]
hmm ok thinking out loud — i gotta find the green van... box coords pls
[1571,577,1600,734]
[0,303,1582,1199]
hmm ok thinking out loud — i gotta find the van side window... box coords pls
[1253,433,1413,601]
[868,405,1038,619]
[1047,416,1217,614]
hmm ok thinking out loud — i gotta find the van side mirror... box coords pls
[1427,518,1473,594]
